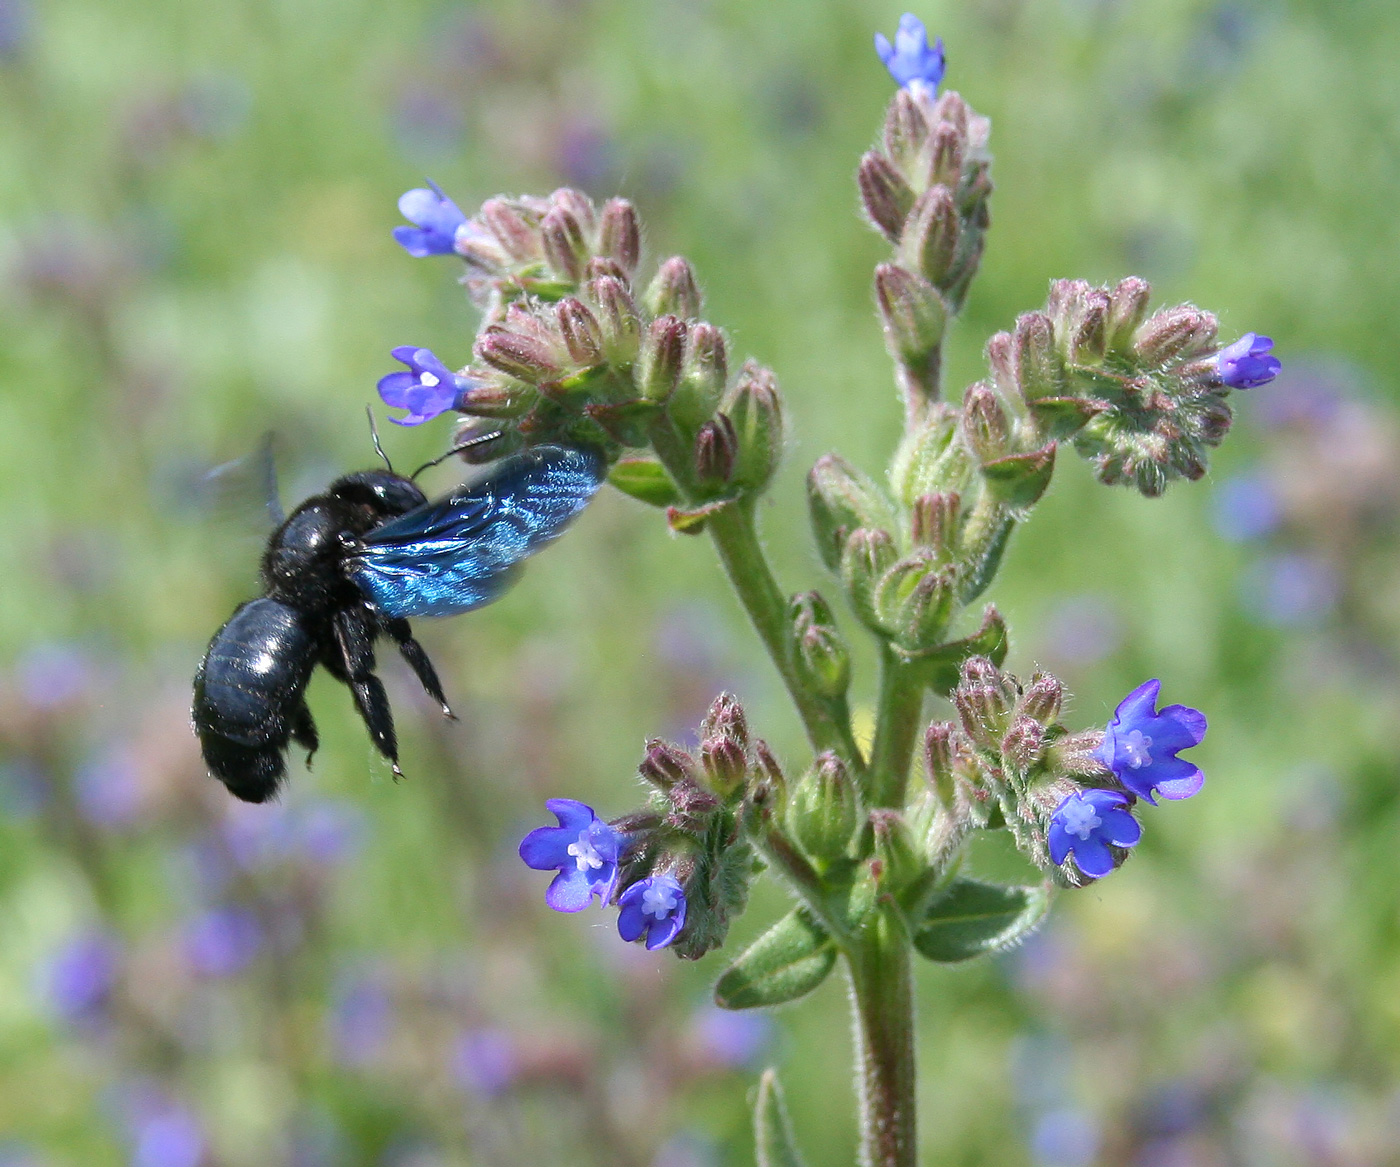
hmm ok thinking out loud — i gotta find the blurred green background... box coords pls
[3,0,1400,1163]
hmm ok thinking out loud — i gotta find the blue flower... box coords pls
[1048,789,1141,880]
[392,181,469,258]
[45,931,119,1023]
[616,874,687,950]
[519,799,622,912]
[1217,333,1280,389]
[377,346,473,426]
[1093,679,1207,803]
[182,906,262,977]
[875,15,946,95]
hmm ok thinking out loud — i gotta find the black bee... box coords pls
[192,443,603,803]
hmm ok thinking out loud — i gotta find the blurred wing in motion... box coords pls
[348,444,605,619]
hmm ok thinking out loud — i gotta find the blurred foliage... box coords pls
[2,0,1400,1164]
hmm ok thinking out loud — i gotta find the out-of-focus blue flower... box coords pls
[617,874,686,950]
[874,15,946,95]
[1217,333,1280,389]
[1042,594,1122,668]
[392,182,468,257]
[689,1005,774,1071]
[16,641,94,708]
[74,747,141,829]
[377,346,473,427]
[329,973,393,1067]
[653,1132,721,1167]
[0,0,32,61]
[1030,1106,1100,1167]
[297,800,367,865]
[132,1107,205,1167]
[182,907,262,977]
[519,800,622,912]
[0,1139,44,1167]
[1243,553,1338,627]
[1047,790,1141,880]
[1093,680,1207,803]
[1212,473,1283,542]
[44,931,119,1024]
[450,1027,519,1098]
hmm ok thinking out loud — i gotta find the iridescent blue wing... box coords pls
[349,444,604,619]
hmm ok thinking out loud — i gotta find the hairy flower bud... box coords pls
[480,198,542,263]
[670,323,729,436]
[693,414,738,490]
[875,263,947,366]
[909,491,960,560]
[637,315,687,401]
[1133,304,1218,365]
[1105,276,1152,355]
[475,328,561,383]
[787,591,851,699]
[953,656,1018,748]
[701,736,748,798]
[1013,312,1062,403]
[541,205,588,283]
[1001,715,1046,772]
[841,528,898,631]
[1068,288,1111,364]
[870,809,923,895]
[984,330,1017,398]
[723,360,784,493]
[587,275,642,366]
[550,187,596,232]
[888,407,971,504]
[960,383,1010,463]
[556,297,605,367]
[1018,672,1064,725]
[454,377,533,419]
[901,185,959,287]
[807,453,899,572]
[645,256,702,320]
[882,87,931,171]
[859,152,915,242]
[640,739,697,791]
[927,121,964,189]
[892,565,956,650]
[924,721,958,808]
[597,198,640,275]
[788,752,858,864]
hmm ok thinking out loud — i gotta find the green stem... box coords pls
[868,644,924,808]
[897,343,942,430]
[846,906,918,1167]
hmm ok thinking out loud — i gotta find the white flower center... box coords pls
[1122,730,1153,769]
[567,832,603,872]
[1060,798,1102,841]
[641,883,678,919]
[418,371,441,388]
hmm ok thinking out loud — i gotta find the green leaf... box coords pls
[898,603,1008,695]
[980,443,1056,509]
[714,907,837,1010]
[754,1068,807,1167]
[912,877,1050,962]
[608,456,681,507]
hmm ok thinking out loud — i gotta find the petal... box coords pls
[617,903,645,942]
[387,411,430,428]
[1072,836,1114,879]
[1097,808,1142,847]
[545,868,594,913]
[377,371,418,408]
[1150,705,1208,752]
[617,881,645,909]
[543,798,595,835]
[397,187,443,225]
[389,344,421,364]
[392,226,438,258]
[874,32,894,65]
[1147,759,1204,800]
[644,913,681,951]
[518,826,570,871]
[1081,789,1130,813]
[1111,679,1161,729]
[586,819,622,864]
[587,860,618,901]
[415,348,455,382]
[896,13,927,55]
[1115,767,1160,805]
[1048,821,1071,866]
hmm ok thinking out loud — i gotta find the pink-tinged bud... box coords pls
[787,591,851,699]
[480,198,542,262]
[586,275,642,365]
[928,121,964,189]
[640,738,697,791]
[585,256,629,283]
[930,90,970,138]
[693,414,738,489]
[893,564,956,650]
[924,721,958,808]
[1133,304,1219,365]
[841,527,898,631]
[1069,288,1111,363]
[541,207,588,284]
[1001,715,1045,772]
[671,322,728,435]
[869,809,922,894]
[1014,312,1062,402]
[637,315,687,401]
[645,256,702,320]
[597,198,641,274]
[475,328,561,383]
[549,187,597,234]
[910,491,960,559]
[952,656,1017,748]
[1105,276,1152,355]
[875,263,947,365]
[556,298,605,366]
[858,152,915,243]
[901,185,960,287]
[788,752,858,863]
[984,330,1016,396]
[807,454,899,573]
[455,378,533,419]
[882,87,931,170]
[701,693,749,752]
[1018,671,1064,725]
[960,383,1010,463]
[722,360,784,492]
[700,737,748,798]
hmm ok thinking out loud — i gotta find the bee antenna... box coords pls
[366,406,394,474]
[410,431,505,481]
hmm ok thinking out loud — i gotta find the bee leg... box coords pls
[333,610,402,780]
[384,617,455,720]
[290,700,319,764]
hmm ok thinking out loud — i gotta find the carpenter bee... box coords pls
[192,440,604,802]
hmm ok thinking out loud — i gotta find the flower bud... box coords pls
[1068,288,1111,364]
[637,315,687,401]
[1133,305,1218,365]
[984,330,1016,398]
[858,152,915,242]
[952,656,1018,749]
[807,454,898,572]
[900,185,959,287]
[702,691,748,746]
[700,736,748,798]
[875,263,947,366]
[841,528,898,631]
[556,298,605,367]
[1000,715,1045,772]
[870,809,923,895]
[541,205,588,283]
[1018,672,1063,725]
[960,383,1010,464]
[723,360,784,493]
[640,738,697,791]
[480,198,542,263]
[752,739,785,789]
[888,407,970,503]
[455,377,533,419]
[586,275,642,366]
[787,752,858,864]
[927,122,964,189]
[930,90,969,138]
[882,87,930,171]
[475,328,561,383]
[671,323,729,436]
[645,256,702,320]
[693,414,738,490]
[597,198,640,275]
[1013,312,1063,402]
[910,491,960,559]
[1105,277,1151,355]
[550,187,597,232]
[667,780,723,833]
[787,591,851,700]
[924,721,958,808]
[892,564,956,650]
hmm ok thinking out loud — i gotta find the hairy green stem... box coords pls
[897,343,942,430]
[868,644,924,809]
[846,906,918,1167]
